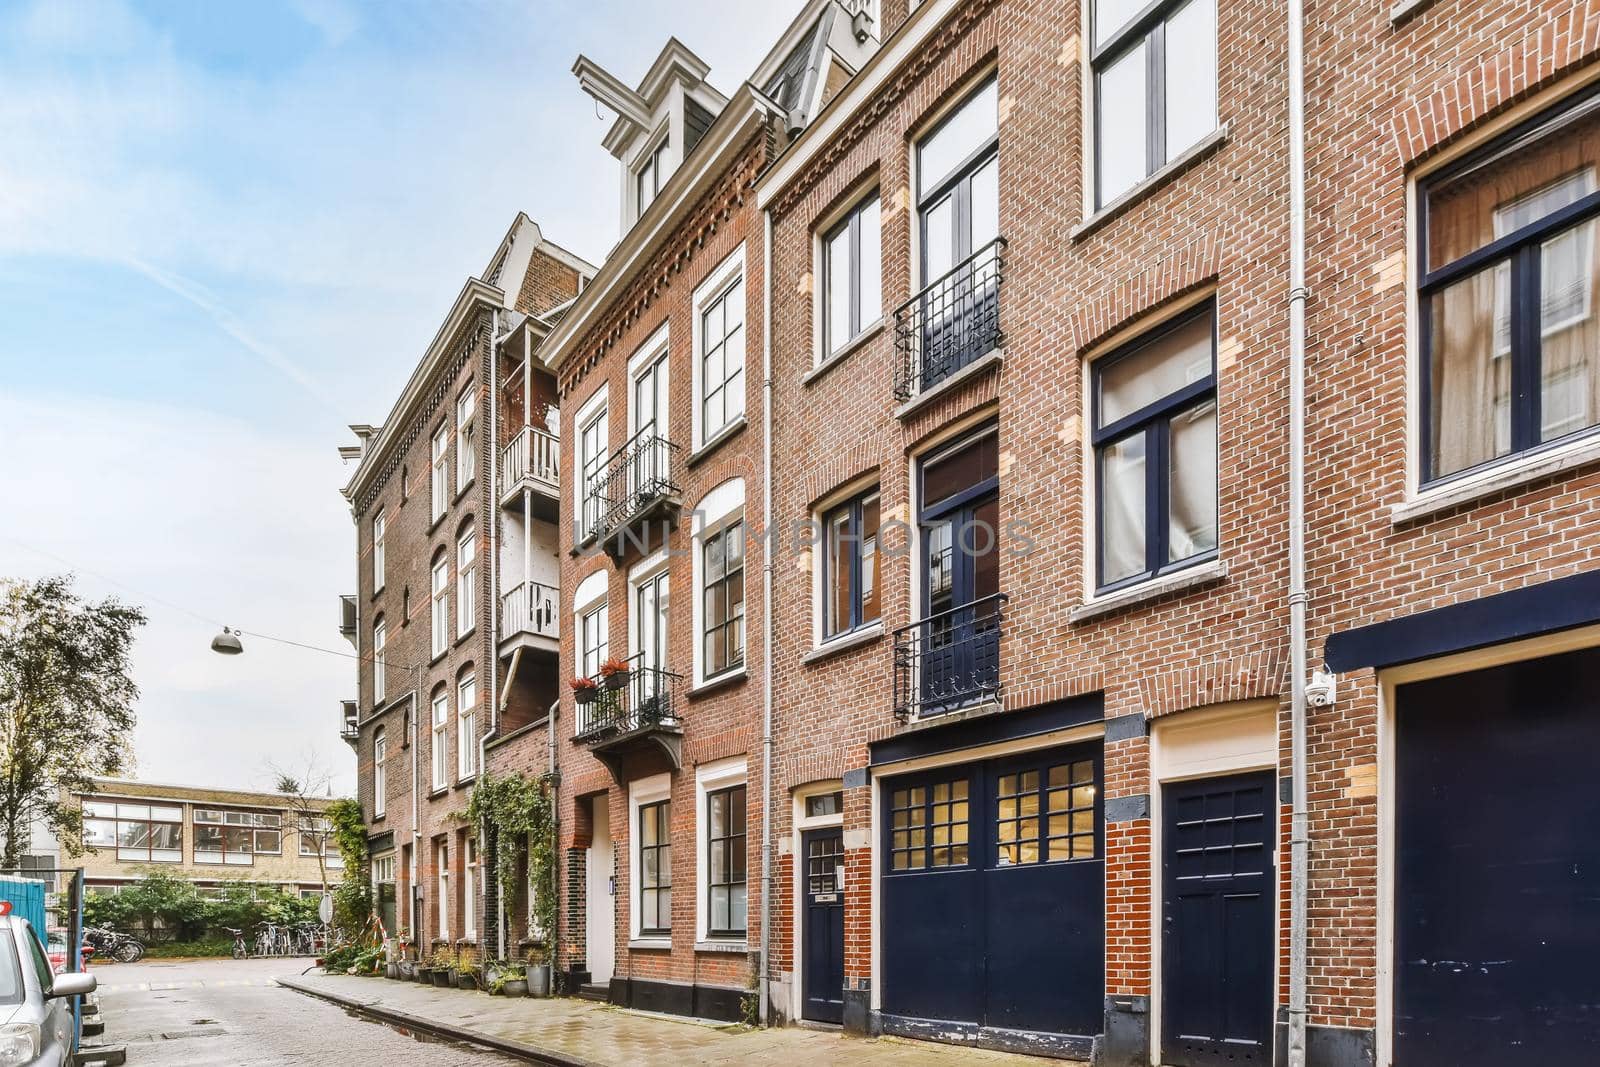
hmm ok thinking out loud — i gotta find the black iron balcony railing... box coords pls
[893,237,1007,401]
[581,425,683,546]
[574,653,685,740]
[892,592,1007,722]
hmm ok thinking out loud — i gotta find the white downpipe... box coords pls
[757,207,775,1025]
[1286,0,1311,1060]
[482,306,504,958]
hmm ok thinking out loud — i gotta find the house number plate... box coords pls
[813,891,838,903]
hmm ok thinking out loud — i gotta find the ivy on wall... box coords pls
[466,772,556,963]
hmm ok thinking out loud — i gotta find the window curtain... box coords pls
[1168,400,1218,561]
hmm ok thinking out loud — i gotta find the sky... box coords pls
[0,0,798,795]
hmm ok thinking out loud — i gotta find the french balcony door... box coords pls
[631,353,669,504]
[633,570,669,714]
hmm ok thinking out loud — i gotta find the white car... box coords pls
[0,917,94,1067]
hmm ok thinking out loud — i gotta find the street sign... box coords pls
[317,894,334,925]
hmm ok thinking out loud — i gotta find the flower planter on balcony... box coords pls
[603,671,631,691]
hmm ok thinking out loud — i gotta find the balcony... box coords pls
[892,593,1008,722]
[339,595,358,646]
[582,426,683,559]
[573,654,685,781]
[339,699,359,746]
[500,425,560,510]
[499,580,559,648]
[893,237,1007,402]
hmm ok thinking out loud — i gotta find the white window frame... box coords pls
[632,122,672,220]
[690,246,747,450]
[457,671,477,781]
[456,384,477,491]
[431,424,450,523]
[628,772,673,945]
[690,478,746,687]
[628,546,670,671]
[626,323,672,443]
[456,527,477,639]
[694,757,747,944]
[373,618,387,705]
[573,385,609,543]
[372,512,386,593]
[431,691,449,791]
[431,556,449,659]
[373,728,387,819]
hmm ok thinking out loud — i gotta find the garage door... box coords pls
[1395,645,1600,1065]
[880,741,1104,1037]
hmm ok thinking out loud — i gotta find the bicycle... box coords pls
[223,927,247,960]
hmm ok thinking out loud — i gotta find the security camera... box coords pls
[1306,670,1338,708]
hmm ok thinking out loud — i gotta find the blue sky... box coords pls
[0,0,797,794]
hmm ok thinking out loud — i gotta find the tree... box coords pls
[266,755,338,891]
[0,575,145,870]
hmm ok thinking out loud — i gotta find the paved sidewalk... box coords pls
[280,972,1068,1066]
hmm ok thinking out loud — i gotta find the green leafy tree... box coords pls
[325,798,371,939]
[0,575,145,869]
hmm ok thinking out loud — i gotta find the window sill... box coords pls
[893,350,1004,421]
[1072,125,1231,243]
[429,650,449,667]
[427,512,447,536]
[628,938,671,952]
[454,775,476,790]
[372,584,384,601]
[687,669,748,700]
[694,940,748,954]
[1068,559,1229,624]
[687,416,748,468]
[453,628,477,650]
[453,479,474,506]
[1389,0,1437,23]
[427,787,450,800]
[1391,436,1600,525]
[803,623,885,664]
[803,319,886,388]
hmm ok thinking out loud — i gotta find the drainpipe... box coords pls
[1286,0,1311,1061]
[482,307,504,958]
[757,207,776,1025]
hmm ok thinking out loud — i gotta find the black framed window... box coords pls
[700,274,746,439]
[1419,88,1600,483]
[888,776,970,871]
[638,799,672,935]
[823,193,883,356]
[996,759,1097,866]
[822,490,880,639]
[706,785,747,937]
[703,520,745,677]
[1092,306,1218,592]
[1092,0,1217,208]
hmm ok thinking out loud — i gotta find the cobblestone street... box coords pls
[96,958,516,1065]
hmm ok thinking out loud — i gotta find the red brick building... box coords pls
[340,213,592,963]
[337,0,1600,1063]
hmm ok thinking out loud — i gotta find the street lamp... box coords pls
[210,627,244,655]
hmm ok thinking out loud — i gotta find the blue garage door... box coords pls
[1395,645,1600,1065]
[880,741,1104,1037]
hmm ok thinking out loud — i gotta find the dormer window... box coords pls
[637,136,669,214]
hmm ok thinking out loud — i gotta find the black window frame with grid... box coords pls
[638,799,672,936]
[1417,85,1600,486]
[1091,303,1219,593]
[994,757,1099,867]
[705,785,747,938]
[887,774,971,872]
[702,520,746,679]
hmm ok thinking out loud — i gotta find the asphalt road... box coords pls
[93,957,518,1066]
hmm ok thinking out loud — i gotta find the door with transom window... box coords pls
[879,742,1104,1038]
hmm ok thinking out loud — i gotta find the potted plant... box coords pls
[570,676,599,705]
[598,656,632,691]
[455,958,479,991]
[526,943,552,998]
[429,950,455,987]
[488,961,527,998]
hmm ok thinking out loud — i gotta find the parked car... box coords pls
[0,916,95,1066]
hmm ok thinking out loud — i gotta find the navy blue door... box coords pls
[801,828,845,1024]
[1395,646,1600,1066]
[1160,771,1275,1067]
[881,743,1104,1037]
